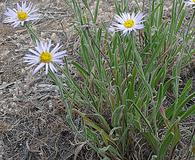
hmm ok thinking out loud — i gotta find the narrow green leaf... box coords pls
[157,132,174,160]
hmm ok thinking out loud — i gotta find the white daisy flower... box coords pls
[24,40,67,75]
[110,12,145,35]
[3,1,39,27]
[184,0,195,8]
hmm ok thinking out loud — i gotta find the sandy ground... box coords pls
[0,0,194,159]
[0,0,84,159]
[0,0,115,159]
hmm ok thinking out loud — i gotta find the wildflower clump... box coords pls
[3,0,195,159]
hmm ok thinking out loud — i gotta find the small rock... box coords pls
[51,33,59,43]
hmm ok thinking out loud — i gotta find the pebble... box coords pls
[51,33,59,43]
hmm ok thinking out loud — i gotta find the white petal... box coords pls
[53,50,66,58]
[13,21,21,27]
[45,63,49,74]
[53,58,63,65]
[33,63,45,75]
[40,41,46,51]
[135,24,144,29]
[17,3,21,11]
[35,43,43,53]
[24,54,39,60]
[51,43,62,54]
[29,49,40,56]
[49,63,57,73]
[5,8,17,17]
[47,40,52,52]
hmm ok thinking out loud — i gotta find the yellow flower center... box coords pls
[124,19,135,28]
[192,0,195,2]
[17,10,28,21]
[40,51,52,63]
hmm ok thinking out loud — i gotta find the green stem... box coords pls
[24,23,39,43]
[185,10,195,39]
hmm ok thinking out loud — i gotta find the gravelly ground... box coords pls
[0,0,195,160]
[0,0,82,159]
[0,0,114,159]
